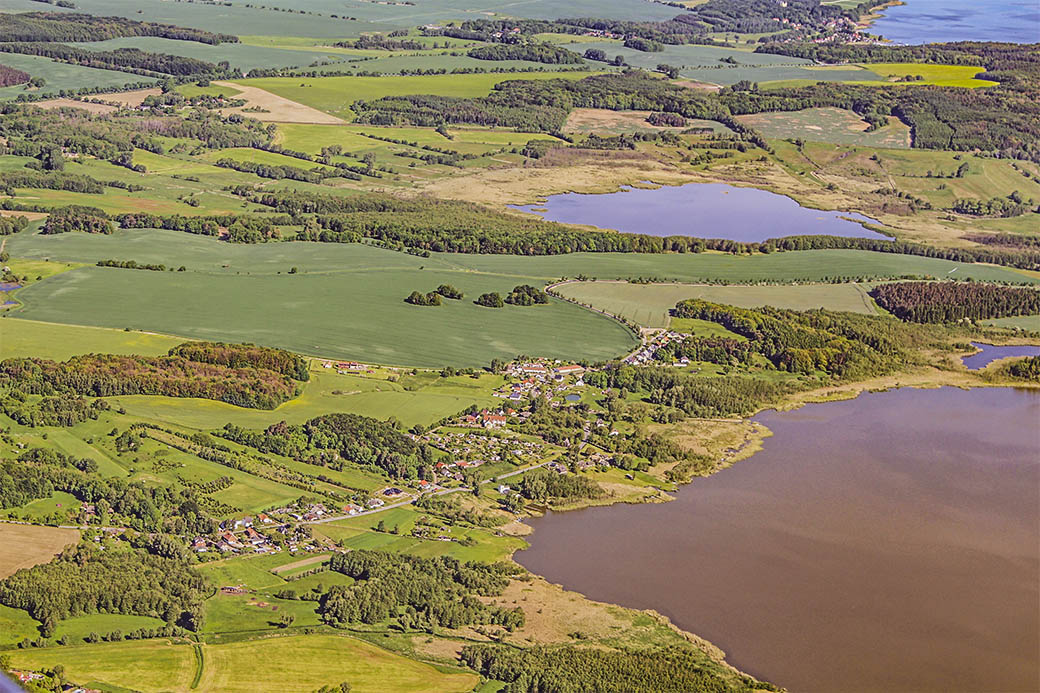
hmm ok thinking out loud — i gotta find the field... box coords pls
[0,52,156,102]
[849,63,998,88]
[237,71,601,120]
[72,37,345,71]
[564,108,731,136]
[0,319,183,361]
[0,523,80,579]
[5,634,476,693]
[736,107,911,148]
[556,281,879,328]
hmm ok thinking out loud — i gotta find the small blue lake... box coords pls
[869,0,1040,44]
[961,342,1040,370]
[510,183,890,243]
[565,393,582,402]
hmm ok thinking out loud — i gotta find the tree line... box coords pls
[0,11,237,44]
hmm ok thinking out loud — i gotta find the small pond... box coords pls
[962,342,1040,370]
[564,393,582,403]
[510,183,890,242]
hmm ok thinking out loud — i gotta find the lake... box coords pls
[869,0,1040,44]
[517,387,1040,692]
[510,183,891,243]
[962,342,1040,370]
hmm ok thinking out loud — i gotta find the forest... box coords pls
[467,43,583,65]
[320,550,524,630]
[870,282,1040,323]
[0,43,218,77]
[0,63,30,87]
[167,342,310,381]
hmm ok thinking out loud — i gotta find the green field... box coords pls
[850,63,998,88]
[0,53,157,101]
[981,315,1040,331]
[238,71,600,120]
[72,37,345,70]
[556,281,879,328]
[0,319,183,360]
[5,634,476,693]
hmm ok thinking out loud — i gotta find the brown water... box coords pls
[517,387,1040,692]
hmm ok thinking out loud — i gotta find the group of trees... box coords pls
[504,284,549,306]
[0,214,29,235]
[870,282,1040,323]
[951,192,1035,217]
[0,543,208,632]
[42,207,113,234]
[319,550,524,631]
[404,285,464,306]
[0,349,300,413]
[0,42,218,77]
[0,63,30,87]
[219,412,436,480]
[468,43,583,64]
[515,468,602,503]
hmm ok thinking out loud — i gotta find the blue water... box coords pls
[511,183,890,242]
[565,393,582,402]
[870,0,1040,44]
[961,342,1040,370]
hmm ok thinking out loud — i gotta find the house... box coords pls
[257,513,272,524]
[497,484,511,494]
[245,527,264,544]
[383,487,404,497]
[483,413,507,428]
[191,537,208,552]
[337,361,365,371]
[520,363,548,376]
[556,364,585,376]
[367,498,385,509]
[342,503,362,515]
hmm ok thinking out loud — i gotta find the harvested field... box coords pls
[270,554,331,574]
[216,81,346,125]
[563,108,729,136]
[675,79,721,91]
[0,523,80,579]
[98,88,162,108]
[0,209,46,221]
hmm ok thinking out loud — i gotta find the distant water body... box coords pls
[870,0,1040,44]
[510,183,890,242]
[961,342,1040,370]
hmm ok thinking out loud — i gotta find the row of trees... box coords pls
[0,42,217,77]
[42,208,113,234]
[0,11,238,44]
[468,43,583,64]
[870,282,1040,323]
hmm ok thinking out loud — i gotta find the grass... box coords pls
[196,559,288,592]
[556,281,879,328]
[0,523,79,578]
[236,72,598,120]
[981,315,1040,331]
[201,593,321,634]
[53,614,167,644]
[73,37,343,71]
[0,604,40,647]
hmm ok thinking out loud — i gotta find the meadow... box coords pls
[556,281,879,328]
[72,37,346,71]
[238,71,600,120]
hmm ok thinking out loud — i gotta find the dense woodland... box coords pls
[468,43,583,65]
[167,342,310,381]
[870,282,1040,322]
[219,413,436,480]
[0,43,218,77]
[0,63,30,87]
[320,550,523,630]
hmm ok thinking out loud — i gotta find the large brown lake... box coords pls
[517,387,1040,692]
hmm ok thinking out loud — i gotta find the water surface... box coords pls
[962,342,1040,370]
[518,387,1040,692]
[869,0,1040,44]
[511,183,889,242]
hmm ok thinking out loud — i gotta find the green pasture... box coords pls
[0,53,156,102]
[4,632,477,693]
[737,107,911,148]
[981,315,1040,331]
[197,558,288,592]
[202,592,321,634]
[0,604,39,647]
[236,71,599,120]
[557,281,879,328]
[53,614,168,644]
[874,150,1040,208]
